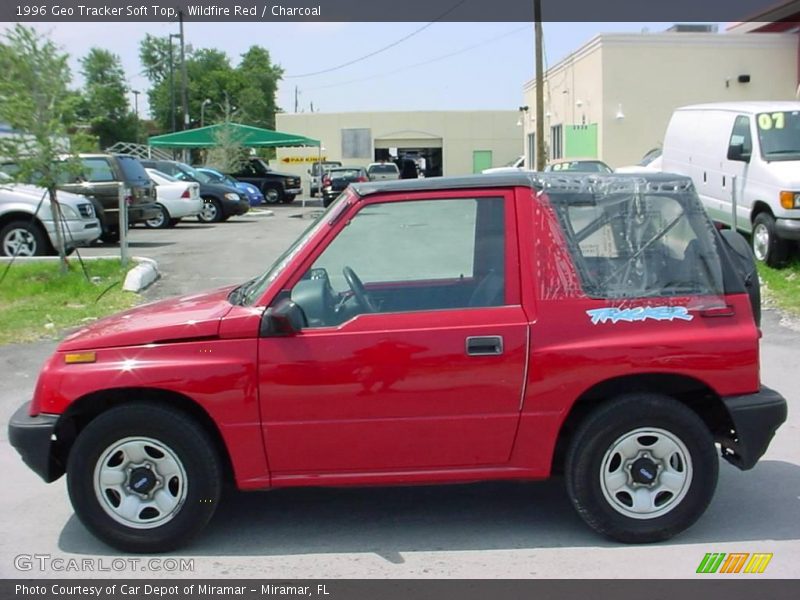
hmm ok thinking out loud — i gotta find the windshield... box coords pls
[368,164,398,173]
[240,192,354,305]
[175,163,212,184]
[757,111,800,161]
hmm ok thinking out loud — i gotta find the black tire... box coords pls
[751,212,789,267]
[198,198,223,223]
[565,393,718,543]
[282,194,296,204]
[66,403,223,553]
[720,229,761,326]
[144,204,170,229]
[263,186,281,205]
[168,218,181,228]
[100,229,120,244]
[0,220,49,257]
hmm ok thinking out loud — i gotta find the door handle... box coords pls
[466,336,503,356]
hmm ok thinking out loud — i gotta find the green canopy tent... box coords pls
[147,122,319,148]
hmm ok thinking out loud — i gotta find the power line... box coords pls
[304,25,530,92]
[284,0,469,79]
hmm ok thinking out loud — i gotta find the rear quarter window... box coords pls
[115,156,151,185]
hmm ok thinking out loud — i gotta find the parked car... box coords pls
[9,172,786,552]
[225,157,302,204]
[660,101,800,266]
[615,148,663,174]
[545,159,613,173]
[308,161,342,197]
[139,160,249,223]
[0,173,100,256]
[366,162,400,182]
[143,169,203,229]
[196,167,265,206]
[321,166,368,207]
[1,153,158,243]
[482,155,525,174]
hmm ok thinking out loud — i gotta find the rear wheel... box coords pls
[66,403,222,553]
[565,393,717,543]
[751,212,789,267]
[144,204,170,229]
[168,218,181,228]
[0,221,48,257]
[282,194,296,204]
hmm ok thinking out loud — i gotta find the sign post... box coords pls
[118,183,129,267]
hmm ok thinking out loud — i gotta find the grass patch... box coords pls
[0,259,139,344]
[758,255,800,316]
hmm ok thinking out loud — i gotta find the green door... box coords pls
[472,150,493,173]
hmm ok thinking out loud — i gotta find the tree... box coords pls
[78,48,137,148]
[0,24,82,270]
[236,47,283,130]
[138,37,284,135]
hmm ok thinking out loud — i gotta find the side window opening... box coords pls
[290,197,507,328]
[728,115,752,156]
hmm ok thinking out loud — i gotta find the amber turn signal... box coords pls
[64,352,96,364]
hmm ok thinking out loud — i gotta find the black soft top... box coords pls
[351,171,694,199]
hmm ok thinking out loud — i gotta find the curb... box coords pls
[0,254,159,293]
[248,209,275,217]
[123,257,159,293]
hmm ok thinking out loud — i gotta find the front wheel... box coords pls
[565,393,718,543]
[751,212,789,267]
[198,198,223,223]
[282,194,296,204]
[66,403,222,553]
[0,220,49,257]
[263,186,281,205]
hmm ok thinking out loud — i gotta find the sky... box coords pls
[4,21,723,119]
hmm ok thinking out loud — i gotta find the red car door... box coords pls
[258,190,528,475]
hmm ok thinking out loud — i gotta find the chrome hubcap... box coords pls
[146,207,166,228]
[264,189,279,204]
[752,223,769,261]
[93,437,188,529]
[600,427,692,519]
[2,228,36,256]
[200,202,217,221]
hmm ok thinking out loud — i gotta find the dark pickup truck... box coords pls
[223,157,302,204]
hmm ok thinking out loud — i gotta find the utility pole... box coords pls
[294,86,299,113]
[132,89,140,143]
[168,34,177,132]
[534,0,546,170]
[179,10,189,131]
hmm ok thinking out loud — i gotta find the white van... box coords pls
[661,102,800,266]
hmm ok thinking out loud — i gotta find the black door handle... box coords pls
[466,336,503,356]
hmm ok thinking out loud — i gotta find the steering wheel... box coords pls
[342,266,378,313]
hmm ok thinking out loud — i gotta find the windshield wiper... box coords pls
[229,277,257,305]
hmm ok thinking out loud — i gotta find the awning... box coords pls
[148,123,320,148]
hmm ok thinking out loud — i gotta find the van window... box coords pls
[756,110,800,161]
[728,116,752,157]
[81,158,115,182]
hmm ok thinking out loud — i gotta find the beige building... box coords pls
[522,32,798,169]
[275,110,522,180]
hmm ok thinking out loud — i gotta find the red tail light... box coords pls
[322,176,331,186]
[357,176,368,182]
[181,189,191,199]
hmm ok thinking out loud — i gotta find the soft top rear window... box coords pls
[115,155,151,185]
[544,177,724,300]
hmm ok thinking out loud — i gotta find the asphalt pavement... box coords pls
[1,200,798,579]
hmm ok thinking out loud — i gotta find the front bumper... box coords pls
[285,186,302,196]
[43,218,100,248]
[720,386,787,470]
[222,197,250,216]
[8,401,64,483]
[775,217,800,241]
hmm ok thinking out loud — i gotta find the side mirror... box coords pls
[727,143,751,163]
[260,298,307,337]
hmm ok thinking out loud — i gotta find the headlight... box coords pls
[59,204,79,219]
[224,193,239,201]
[779,191,800,209]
